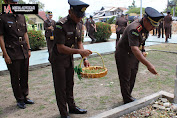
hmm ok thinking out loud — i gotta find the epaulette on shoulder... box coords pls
[58,16,68,24]
[136,25,143,32]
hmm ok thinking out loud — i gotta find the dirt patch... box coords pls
[0,44,177,118]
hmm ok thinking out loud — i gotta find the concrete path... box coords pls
[0,33,176,71]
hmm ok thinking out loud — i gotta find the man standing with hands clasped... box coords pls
[0,0,34,109]
[115,7,164,104]
[44,11,56,55]
[50,0,92,118]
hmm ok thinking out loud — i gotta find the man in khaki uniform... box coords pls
[88,15,97,43]
[115,14,128,45]
[44,11,56,55]
[0,0,34,109]
[115,7,163,104]
[50,0,92,118]
[85,18,90,36]
[164,10,172,42]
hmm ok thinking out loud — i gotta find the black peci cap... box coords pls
[47,11,53,16]
[68,0,89,18]
[145,7,164,27]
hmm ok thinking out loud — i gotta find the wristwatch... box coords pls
[83,57,88,61]
[28,48,32,51]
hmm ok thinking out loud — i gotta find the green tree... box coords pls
[0,0,5,13]
[166,0,177,16]
[126,7,145,15]
[29,0,45,10]
[128,0,136,9]
[58,16,63,20]
[18,0,26,4]
[106,16,115,24]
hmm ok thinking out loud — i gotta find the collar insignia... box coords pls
[136,25,142,32]
[81,7,86,12]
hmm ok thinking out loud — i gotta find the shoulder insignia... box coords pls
[132,31,139,36]
[56,25,62,29]
[59,16,68,24]
[136,25,142,32]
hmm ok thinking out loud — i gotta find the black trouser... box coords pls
[169,25,172,38]
[115,51,139,103]
[88,28,96,41]
[153,28,157,35]
[46,37,54,54]
[51,59,75,116]
[86,27,89,36]
[158,26,164,38]
[165,26,170,39]
[7,58,29,102]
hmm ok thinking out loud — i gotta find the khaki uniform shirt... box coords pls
[89,19,95,30]
[0,14,28,60]
[44,19,56,37]
[164,15,172,28]
[50,15,82,63]
[115,17,128,34]
[116,19,148,55]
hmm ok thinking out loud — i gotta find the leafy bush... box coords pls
[94,22,112,42]
[27,30,46,51]
[107,16,116,24]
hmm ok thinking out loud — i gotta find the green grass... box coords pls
[0,107,2,115]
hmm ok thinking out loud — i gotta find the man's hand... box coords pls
[48,26,54,30]
[142,52,148,57]
[4,55,12,64]
[28,51,31,58]
[147,64,158,75]
[84,60,90,67]
[80,49,92,57]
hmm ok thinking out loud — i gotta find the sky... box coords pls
[23,0,168,21]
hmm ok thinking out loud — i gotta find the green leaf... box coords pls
[74,64,82,80]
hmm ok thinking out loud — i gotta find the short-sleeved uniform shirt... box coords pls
[164,15,172,28]
[50,15,82,63]
[115,17,128,33]
[115,19,148,57]
[89,19,95,31]
[85,20,90,30]
[0,14,29,60]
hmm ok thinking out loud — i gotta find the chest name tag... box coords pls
[7,21,13,24]
[132,31,139,36]
[67,32,73,35]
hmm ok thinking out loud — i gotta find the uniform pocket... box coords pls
[5,44,16,57]
[6,22,15,33]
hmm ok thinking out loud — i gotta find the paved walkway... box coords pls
[0,33,176,71]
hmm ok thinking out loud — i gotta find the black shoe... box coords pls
[124,97,136,104]
[60,116,70,118]
[69,106,87,114]
[17,102,26,109]
[24,98,34,104]
[90,39,96,44]
[130,97,136,101]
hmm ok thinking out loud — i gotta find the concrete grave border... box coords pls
[90,91,174,118]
